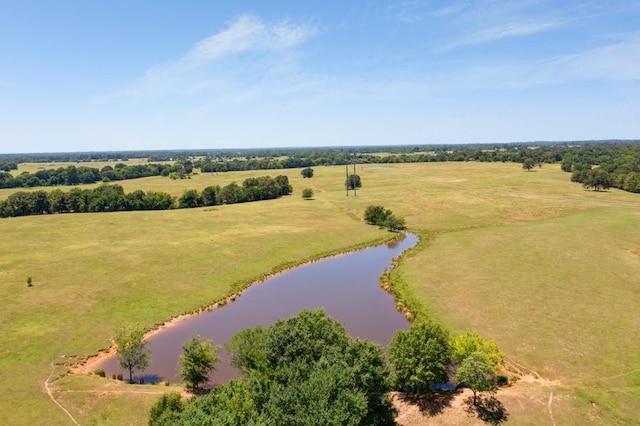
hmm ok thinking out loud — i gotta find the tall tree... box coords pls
[522,158,535,171]
[114,326,150,384]
[583,168,612,191]
[300,167,314,178]
[455,352,496,406]
[389,321,451,391]
[178,335,221,390]
[363,205,391,226]
[346,174,362,189]
[450,332,504,372]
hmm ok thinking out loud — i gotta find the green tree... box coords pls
[522,158,535,171]
[275,175,293,195]
[155,310,396,425]
[178,189,202,208]
[149,392,184,426]
[450,332,504,372]
[346,174,362,190]
[302,188,314,199]
[114,326,150,384]
[301,167,314,178]
[200,185,221,206]
[226,326,267,374]
[389,321,451,391]
[220,182,246,204]
[178,335,221,390]
[383,214,406,231]
[363,205,392,226]
[455,352,496,406]
[583,168,612,191]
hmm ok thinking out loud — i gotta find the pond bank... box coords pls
[76,231,415,377]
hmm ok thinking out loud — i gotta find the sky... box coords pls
[1,0,639,153]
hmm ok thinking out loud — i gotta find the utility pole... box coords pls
[345,151,349,196]
[352,156,357,197]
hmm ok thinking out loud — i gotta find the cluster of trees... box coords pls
[0,185,174,217]
[561,144,640,193]
[0,160,18,172]
[148,310,505,425]
[363,205,406,231]
[0,175,292,218]
[0,163,190,189]
[177,175,292,208]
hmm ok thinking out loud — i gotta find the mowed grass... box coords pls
[2,162,640,424]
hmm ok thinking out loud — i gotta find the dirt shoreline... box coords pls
[75,233,406,375]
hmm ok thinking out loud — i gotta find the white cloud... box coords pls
[106,15,316,101]
[186,15,313,63]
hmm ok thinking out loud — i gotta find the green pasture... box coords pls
[1,162,639,424]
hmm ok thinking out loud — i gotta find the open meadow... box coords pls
[1,162,639,424]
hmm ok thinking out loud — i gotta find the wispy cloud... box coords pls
[438,18,567,51]
[185,15,313,63]
[534,32,640,83]
[427,32,640,92]
[102,15,316,101]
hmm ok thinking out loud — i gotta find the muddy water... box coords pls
[94,233,419,385]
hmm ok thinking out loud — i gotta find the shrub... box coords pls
[496,375,509,386]
[302,188,314,199]
[94,368,106,377]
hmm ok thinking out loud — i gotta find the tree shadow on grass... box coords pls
[397,389,461,416]
[463,394,508,425]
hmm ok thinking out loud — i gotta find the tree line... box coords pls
[0,162,192,189]
[145,310,505,425]
[3,140,639,193]
[0,175,292,218]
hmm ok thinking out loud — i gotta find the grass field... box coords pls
[1,162,639,424]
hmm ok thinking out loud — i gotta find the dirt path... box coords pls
[45,361,80,426]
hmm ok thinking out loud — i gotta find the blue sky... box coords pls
[1,1,639,153]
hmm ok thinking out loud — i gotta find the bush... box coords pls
[94,368,106,377]
[302,188,314,199]
[496,375,509,386]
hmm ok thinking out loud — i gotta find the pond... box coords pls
[93,233,419,385]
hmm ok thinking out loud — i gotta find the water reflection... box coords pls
[94,233,418,385]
